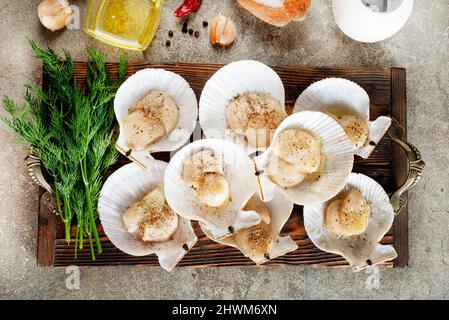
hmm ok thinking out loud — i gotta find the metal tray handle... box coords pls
[386,118,425,215]
[26,154,57,214]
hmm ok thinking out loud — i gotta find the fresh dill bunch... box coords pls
[1,40,128,259]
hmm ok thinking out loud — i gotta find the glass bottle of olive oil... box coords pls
[84,0,163,51]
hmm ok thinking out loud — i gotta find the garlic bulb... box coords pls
[38,0,73,31]
[210,14,237,46]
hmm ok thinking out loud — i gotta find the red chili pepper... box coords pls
[174,0,202,18]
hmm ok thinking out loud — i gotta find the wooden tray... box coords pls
[37,63,408,268]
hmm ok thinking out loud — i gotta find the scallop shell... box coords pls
[98,160,197,272]
[332,0,414,43]
[255,111,354,205]
[114,68,198,170]
[199,60,286,155]
[293,78,391,159]
[200,188,297,265]
[164,138,261,239]
[304,173,397,272]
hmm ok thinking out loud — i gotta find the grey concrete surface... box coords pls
[0,0,448,300]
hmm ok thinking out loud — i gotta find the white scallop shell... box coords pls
[199,60,286,155]
[164,139,261,239]
[333,0,414,43]
[98,160,197,272]
[304,173,397,272]
[293,78,392,159]
[114,68,198,170]
[255,111,354,205]
[200,188,297,265]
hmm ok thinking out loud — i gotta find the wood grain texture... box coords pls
[38,63,407,269]
[36,188,56,267]
[391,68,408,267]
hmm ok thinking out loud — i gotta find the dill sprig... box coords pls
[1,40,128,260]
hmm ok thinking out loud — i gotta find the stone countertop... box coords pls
[0,0,448,299]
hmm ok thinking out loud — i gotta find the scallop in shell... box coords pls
[293,78,391,159]
[199,60,287,155]
[114,69,198,170]
[98,160,197,272]
[164,139,261,239]
[255,111,354,205]
[304,173,397,271]
[200,188,297,265]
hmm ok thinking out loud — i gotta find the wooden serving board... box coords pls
[37,63,408,268]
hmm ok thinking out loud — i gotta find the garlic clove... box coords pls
[210,14,237,46]
[38,0,73,32]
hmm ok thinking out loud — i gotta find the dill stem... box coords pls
[91,211,102,254]
[80,157,103,256]
[65,222,71,244]
[74,225,79,259]
[88,230,95,261]
[54,186,71,243]
[79,218,84,249]
[54,186,64,220]
[63,195,73,244]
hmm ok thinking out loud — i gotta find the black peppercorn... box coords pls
[194,31,200,38]
[166,40,171,47]
[168,30,174,37]
[188,28,194,35]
